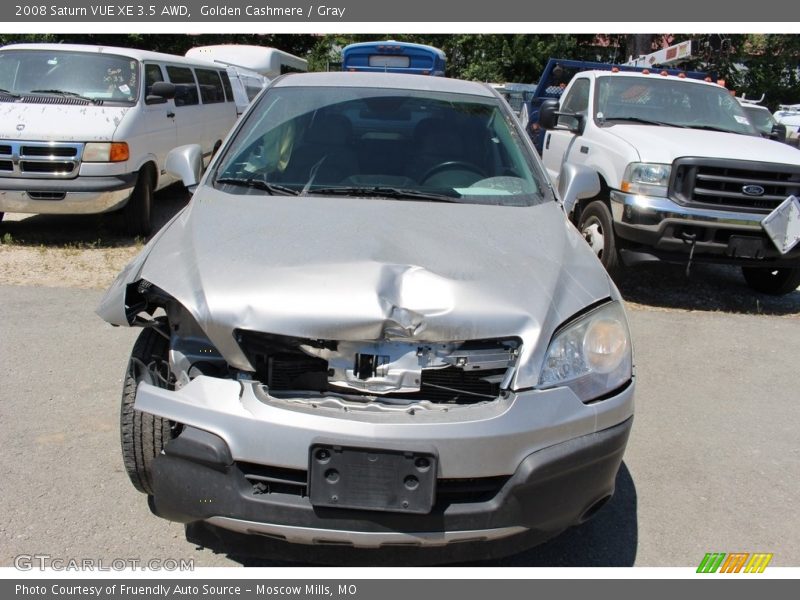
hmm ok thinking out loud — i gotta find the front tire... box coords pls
[578,200,622,276]
[742,266,800,295]
[123,167,154,237]
[120,325,175,494]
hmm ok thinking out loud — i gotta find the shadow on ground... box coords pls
[615,263,800,316]
[0,183,190,248]
[190,463,637,568]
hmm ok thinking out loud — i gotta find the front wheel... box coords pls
[577,200,622,276]
[742,266,800,295]
[120,325,176,494]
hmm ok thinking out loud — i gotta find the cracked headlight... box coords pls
[538,301,632,402]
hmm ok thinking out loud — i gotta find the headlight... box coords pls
[538,301,632,402]
[83,142,129,162]
[621,162,671,197]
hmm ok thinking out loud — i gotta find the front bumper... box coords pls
[0,174,136,214]
[609,190,800,266]
[135,375,634,556]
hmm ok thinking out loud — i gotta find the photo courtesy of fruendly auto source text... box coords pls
[0,0,798,596]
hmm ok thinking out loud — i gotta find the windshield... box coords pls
[595,76,759,136]
[0,50,139,105]
[214,85,546,206]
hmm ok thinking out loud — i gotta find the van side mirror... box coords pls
[166,144,203,190]
[146,82,176,104]
[558,162,601,215]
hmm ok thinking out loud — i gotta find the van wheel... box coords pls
[578,200,621,276]
[124,168,154,237]
[742,266,800,295]
[120,326,176,495]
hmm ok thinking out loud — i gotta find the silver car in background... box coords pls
[98,72,635,563]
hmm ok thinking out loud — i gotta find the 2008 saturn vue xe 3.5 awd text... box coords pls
[97,72,634,563]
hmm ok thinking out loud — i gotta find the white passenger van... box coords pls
[185,45,308,115]
[0,43,238,235]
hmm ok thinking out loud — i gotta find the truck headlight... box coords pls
[621,162,671,197]
[83,142,129,162]
[538,301,632,402]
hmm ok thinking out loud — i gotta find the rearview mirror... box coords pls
[146,81,176,105]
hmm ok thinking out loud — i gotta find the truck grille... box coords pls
[0,141,83,179]
[671,158,800,213]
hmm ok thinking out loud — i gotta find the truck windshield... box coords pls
[595,76,759,136]
[0,50,139,105]
[214,85,545,207]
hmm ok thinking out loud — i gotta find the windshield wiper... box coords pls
[306,186,462,203]
[683,124,744,135]
[28,89,101,104]
[215,177,299,195]
[0,88,20,98]
[602,116,687,128]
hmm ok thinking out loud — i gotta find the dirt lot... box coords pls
[1,185,799,317]
[0,184,190,289]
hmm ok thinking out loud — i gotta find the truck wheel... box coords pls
[742,266,800,296]
[120,326,175,495]
[578,201,621,276]
[123,168,154,237]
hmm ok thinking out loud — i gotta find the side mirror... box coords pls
[146,81,176,104]
[538,98,585,135]
[770,123,787,142]
[166,144,203,190]
[538,99,560,130]
[558,162,601,215]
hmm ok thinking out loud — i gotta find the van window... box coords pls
[219,71,234,103]
[144,63,165,105]
[195,68,225,104]
[166,66,199,107]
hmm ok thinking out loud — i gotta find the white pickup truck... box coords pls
[539,69,800,295]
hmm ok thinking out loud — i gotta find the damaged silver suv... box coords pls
[98,72,635,563]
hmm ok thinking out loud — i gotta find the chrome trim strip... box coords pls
[206,516,527,548]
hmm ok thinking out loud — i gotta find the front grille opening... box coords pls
[0,144,11,155]
[20,161,75,174]
[21,146,78,158]
[436,476,509,506]
[238,460,509,507]
[239,462,308,497]
[0,160,12,171]
[236,330,513,405]
[27,191,66,201]
[672,160,800,213]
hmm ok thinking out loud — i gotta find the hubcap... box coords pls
[582,218,605,257]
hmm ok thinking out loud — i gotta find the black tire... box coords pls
[742,266,800,296]
[577,200,622,276]
[123,167,154,237]
[120,326,175,494]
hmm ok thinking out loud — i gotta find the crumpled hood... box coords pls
[606,124,800,165]
[0,103,130,141]
[98,190,616,388]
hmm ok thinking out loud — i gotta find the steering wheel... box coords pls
[420,161,487,184]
